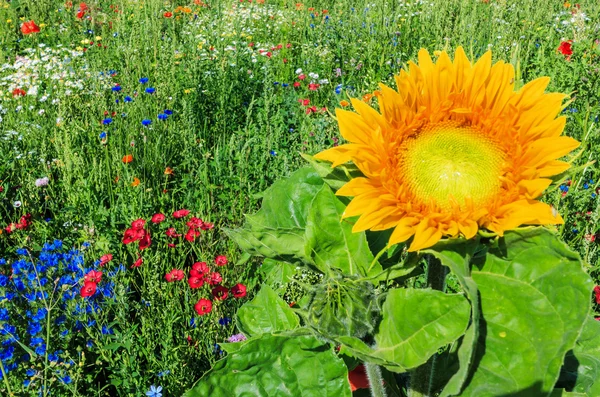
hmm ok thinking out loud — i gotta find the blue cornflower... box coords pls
[218,317,231,326]
[102,325,114,335]
[26,369,36,377]
[124,96,133,102]
[102,118,113,125]
[112,85,122,92]
[269,150,277,156]
[16,248,28,255]
[0,324,16,335]
[146,385,163,397]
[30,337,44,347]
[60,376,72,384]
[163,109,173,115]
[157,370,170,377]
[139,77,149,84]
[335,84,343,94]
[0,274,8,287]
[142,119,152,126]
[86,340,93,348]
[48,352,60,362]
[0,309,8,322]
[34,344,46,356]
[273,81,279,86]
[157,113,168,120]
[584,183,589,189]
[0,346,15,361]
[28,322,42,336]
[310,23,315,28]
[82,242,91,248]
[145,87,155,94]
[60,329,69,337]
[23,379,31,387]
[190,318,197,328]
[590,179,594,184]
[99,132,107,139]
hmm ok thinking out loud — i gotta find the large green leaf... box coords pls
[184,334,351,397]
[227,226,310,265]
[337,288,470,372]
[557,317,600,396]
[460,227,593,396]
[260,258,296,292]
[236,284,299,337]
[305,184,382,276]
[301,154,363,192]
[424,239,481,396]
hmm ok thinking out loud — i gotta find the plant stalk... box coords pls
[408,255,447,397]
[365,362,387,397]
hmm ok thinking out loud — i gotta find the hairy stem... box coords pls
[365,363,387,397]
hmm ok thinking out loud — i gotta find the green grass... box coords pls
[0,0,599,395]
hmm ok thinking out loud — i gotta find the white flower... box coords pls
[35,177,49,187]
[295,68,303,75]
[14,201,22,208]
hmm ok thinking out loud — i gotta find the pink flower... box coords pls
[214,255,228,266]
[151,213,166,223]
[98,254,113,266]
[173,209,190,218]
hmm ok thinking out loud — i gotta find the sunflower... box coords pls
[315,47,578,251]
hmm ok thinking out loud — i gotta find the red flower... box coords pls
[308,83,320,91]
[165,269,185,282]
[21,21,41,35]
[186,217,204,229]
[231,283,247,298]
[201,221,214,230]
[165,227,181,238]
[79,2,88,11]
[173,209,190,218]
[348,365,370,392]
[194,298,212,316]
[188,276,204,289]
[293,82,301,88]
[299,98,310,106]
[12,88,26,97]
[99,254,113,266]
[80,281,97,298]
[298,74,306,80]
[139,230,151,250]
[207,272,222,285]
[84,270,103,283]
[131,218,146,230]
[122,154,134,163]
[212,286,229,301]
[76,10,85,18]
[594,286,600,305]
[132,256,143,268]
[558,41,573,58]
[185,228,201,242]
[214,255,228,266]
[123,227,145,244]
[164,11,173,18]
[190,261,210,277]
[151,213,166,223]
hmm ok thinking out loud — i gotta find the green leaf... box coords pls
[337,288,470,372]
[260,258,296,291]
[301,154,363,191]
[556,317,600,396]
[184,334,351,397]
[460,227,593,396]
[236,284,299,337]
[424,239,481,397]
[305,184,381,276]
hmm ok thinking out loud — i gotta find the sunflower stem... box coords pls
[367,245,389,273]
[408,255,446,397]
[365,363,387,397]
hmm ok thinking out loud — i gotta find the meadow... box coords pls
[0,0,599,396]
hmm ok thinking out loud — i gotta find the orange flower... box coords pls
[122,154,133,163]
[164,167,174,175]
[339,100,350,107]
[295,3,304,10]
[362,93,373,102]
[114,176,120,183]
[182,6,192,13]
[21,20,41,35]
[131,177,140,187]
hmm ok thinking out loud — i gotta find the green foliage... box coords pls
[184,334,351,397]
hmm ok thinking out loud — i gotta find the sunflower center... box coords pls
[399,122,504,211]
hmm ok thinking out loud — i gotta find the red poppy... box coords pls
[132,256,143,268]
[173,209,190,218]
[79,2,88,11]
[348,365,370,392]
[84,270,103,283]
[164,11,173,18]
[201,221,214,230]
[165,227,181,238]
[165,269,184,282]
[139,230,151,250]
[212,286,229,300]
[231,283,247,298]
[21,21,40,35]
[122,154,133,163]
[558,41,573,58]
[80,281,97,298]
[185,228,201,242]
[151,213,166,223]
[131,218,146,230]
[293,82,301,88]
[207,272,222,285]
[188,276,204,289]
[194,298,212,315]
[308,83,320,91]
[123,227,145,244]
[190,261,210,277]
[214,255,228,266]
[594,286,600,305]
[76,10,85,18]
[299,98,310,106]
[298,74,306,80]
[99,254,113,266]
[12,88,26,97]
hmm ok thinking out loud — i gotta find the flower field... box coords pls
[1,0,599,396]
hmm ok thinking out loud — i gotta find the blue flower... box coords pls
[102,118,113,125]
[102,325,114,335]
[34,344,46,356]
[48,352,60,362]
[142,119,152,126]
[584,183,589,189]
[218,317,231,326]
[593,193,597,199]
[157,370,170,377]
[23,379,31,387]
[112,85,122,92]
[146,385,163,397]
[282,83,289,87]
[26,369,36,377]
[124,96,133,102]
[157,113,168,120]
[163,109,173,115]
[60,375,72,384]
[16,248,28,255]
[269,150,277,156]
[139,77,149,84]
[273,81,279,86]
[86,340,93,348]
[0,309,8,322]
[99,132,107,139]
[60,329,69,337]
[28,322,42,336]
[335,84,343,94]
[145,87,155,94]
